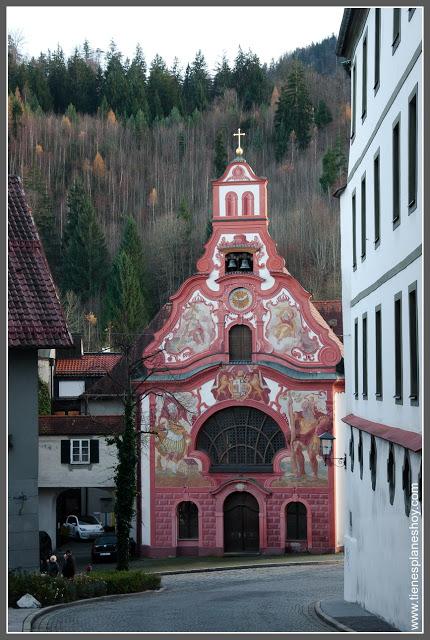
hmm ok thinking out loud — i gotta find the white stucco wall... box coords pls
[140,395,151,546]
[344,429,421,631]
[339,7,422,631]
[334,391,346,550]
[39,436,117,488]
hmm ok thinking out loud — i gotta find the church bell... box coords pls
[239,257,251,271]
[227,257,237,270]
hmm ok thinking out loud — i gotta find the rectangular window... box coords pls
[374,8,381,91]
[362,34,367,119]
[393,118,401,225]
[354,319,359,398]
[394,293,403,403]
[408,283,419,404]
[58,380,85,397]
[352,192,357,268]
[71,439,90,464]
[374,152,380,244]
[375,307,382,399]
[408,89,417,211]
[393,8,401,52]
[361,176,366,259]
[408,8,416,20]
[362,314,368,398]
[351,63,357,139]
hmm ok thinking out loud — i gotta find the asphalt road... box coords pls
[33,564,343,632]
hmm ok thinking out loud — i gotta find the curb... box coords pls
[314,600,354,632]
[21,562,342,631]
[153,559,343,576]
[22,587,165,632]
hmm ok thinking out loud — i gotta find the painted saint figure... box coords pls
[155,403,191,474]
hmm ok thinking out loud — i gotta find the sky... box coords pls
[7,6,345,72]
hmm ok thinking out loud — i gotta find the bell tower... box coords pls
[212,129,268,221]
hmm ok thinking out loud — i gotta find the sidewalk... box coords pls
[315,597,400,632]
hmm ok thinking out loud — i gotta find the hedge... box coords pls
[8,570,161,608]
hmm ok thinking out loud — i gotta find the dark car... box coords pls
[39,531,53,572]
[91,534,136,562]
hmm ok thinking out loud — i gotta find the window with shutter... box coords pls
[90,439,99,463]
[229,325,252,362]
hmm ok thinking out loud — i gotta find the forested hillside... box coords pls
[8,36,350,350]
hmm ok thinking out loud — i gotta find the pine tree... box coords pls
[182,51,211,114]
[47,46,70,113]
[104,250,147,344]
[274,61,314,160]
[214,130,228,177]
[212,55,233,99]
[319,139,347,193]
[102,41,129,117]
[314,99,333,129]
[24,166,62,283]
[63,179,110,301]
[126,44,149,119]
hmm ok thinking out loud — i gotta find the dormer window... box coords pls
[225,252,253,273]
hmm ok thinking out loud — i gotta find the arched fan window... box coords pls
[229,325,252,362]
[196,406,286,472]
[226,192,238,216]
[242,192,254,215]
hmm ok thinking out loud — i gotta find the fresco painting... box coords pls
[211,366,270,402]
[264,294,322,360]
[274,390,330,486]
[164,299,217,358]
[154,394,211,487]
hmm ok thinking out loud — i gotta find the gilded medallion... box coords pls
[229,287,253,311]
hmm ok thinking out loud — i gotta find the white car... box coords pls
[63,515,104,540]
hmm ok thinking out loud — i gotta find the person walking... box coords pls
[46,554,60,577]
[61,550,76,580]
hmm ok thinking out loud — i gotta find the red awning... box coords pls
[342,413,421,452]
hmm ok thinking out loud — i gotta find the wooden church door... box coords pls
[223,492,259,553]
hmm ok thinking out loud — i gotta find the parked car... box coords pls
[91,534,137,562]
[39,530,53,572]
[63,514,104,540]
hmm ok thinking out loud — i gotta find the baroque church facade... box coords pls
[137,138,345,557]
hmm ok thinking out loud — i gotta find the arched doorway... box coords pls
[285,501,308,552]
[224,491,259,553]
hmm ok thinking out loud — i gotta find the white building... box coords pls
[335,8,422,632]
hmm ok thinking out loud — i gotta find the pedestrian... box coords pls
[61,550,76,580]
[46,554,60,577]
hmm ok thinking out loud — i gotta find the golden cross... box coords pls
[233,128,245,155]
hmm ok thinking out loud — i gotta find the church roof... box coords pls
[83,303,173,396]
[56,353,122,376]
[8,176,73,349]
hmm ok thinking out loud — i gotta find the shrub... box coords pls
[94,570,161,595]
[8,570,159,607]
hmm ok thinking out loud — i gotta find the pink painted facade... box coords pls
[137,155,344,557]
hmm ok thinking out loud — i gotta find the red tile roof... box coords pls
[39,415,124,435]
[342,414,422,452]
[56,354,122,376]
[8,176,73,348]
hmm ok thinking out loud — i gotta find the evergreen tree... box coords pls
[104,250,147,343]
[63,179,110,301]
[102,41,129,117]
[182,51,211,114]
[67,48,99,114]
[314,99,333,129]
[38,377,51,415]
[274,61,313,160]
[126,44,149,118]
[214,130,228,177]
[319,139,346,193]
[24,166,62,282]
[212,55,233,99]
[233,48,271,110]
[26,54,52,112]
[9,88,23,138]
[147,55,181,122]
[47,46,69,113]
